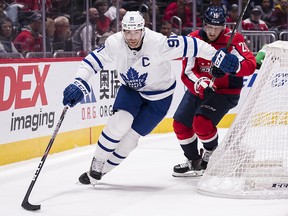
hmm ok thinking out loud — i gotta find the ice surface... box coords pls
[0,130,287,216]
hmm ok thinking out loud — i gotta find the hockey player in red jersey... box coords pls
[172,5,256,177]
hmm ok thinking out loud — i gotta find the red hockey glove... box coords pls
[194,77,216,100]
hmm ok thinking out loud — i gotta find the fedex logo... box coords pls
[0,65,50,111]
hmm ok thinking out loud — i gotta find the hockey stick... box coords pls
[226,0,250,50]
[212,0,250,82]
[226,0,251,50]
[21,106,69,211]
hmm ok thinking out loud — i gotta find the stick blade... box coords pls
[21,200,41,211]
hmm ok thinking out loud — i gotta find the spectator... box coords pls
[226,0,253,19]
[52,16,72,52]
[15,0,52,12]
[104,0,124,21]
[5,1,24,28]
[270,0,288,31]
[94,0,111,36]
[104,7,125,33]
[184,0,202,34]
[140,0,161,31]
[242,0,253,19]
[249,0,274,9]
[162,0,194,33]
[118,8,127,21]
[243,6,268,53]
[0,17,20,53]
[97,17,118,45]
[72,7,99,53]
[0,0,8,19]
[160,20,175,37]
[209,0,228,12]
[98,5,127,46]
[260,0,274,28]
[48,0,84,26]
[13,11,43,55]
[45,17,55,52]
[14,1,51,28]
[242,6,269,30]
[109,17,120,33]
[142,11,152,29]
[226,4,239,23]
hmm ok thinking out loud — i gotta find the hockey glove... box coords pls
[63,78,90,107]
[210,66,226,78]
[212,48,239,74]
[194,77,216,100]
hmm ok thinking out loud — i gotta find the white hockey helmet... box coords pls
[122,11,145,31]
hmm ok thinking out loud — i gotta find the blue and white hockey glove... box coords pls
[63,78,90,107]
[212,48,239,74]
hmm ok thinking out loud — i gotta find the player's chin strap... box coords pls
[194,77,214,94]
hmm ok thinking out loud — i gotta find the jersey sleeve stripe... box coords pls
[182,36,188,57]
[83,59,97,74]
[192,37,198,57]
[91,52,104,70]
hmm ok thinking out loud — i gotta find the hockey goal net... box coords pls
[197,40,288,199]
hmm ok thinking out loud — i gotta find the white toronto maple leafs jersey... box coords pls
[76,28,216,100]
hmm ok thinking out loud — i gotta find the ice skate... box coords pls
[78,172,98,185]
[201,147,217,169]
[172,158,205,177]
[78,157,105,185]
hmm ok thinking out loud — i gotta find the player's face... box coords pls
[204,24,224,42]
[123,29,143,48]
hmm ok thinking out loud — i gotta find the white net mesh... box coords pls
[197,41,288,199]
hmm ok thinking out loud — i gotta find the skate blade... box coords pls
[77,172,98,186]
[75,180,97,186]
[172,170,204,177]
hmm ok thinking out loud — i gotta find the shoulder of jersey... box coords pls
[144,28,166,40]
[105,32,123,50]
[188,29,201,38]
[223,28,245,43]
[142,28,168,48]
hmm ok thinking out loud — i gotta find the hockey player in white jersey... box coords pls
[62,11,239,185]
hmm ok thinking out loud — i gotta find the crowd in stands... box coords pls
[0,0,287,58]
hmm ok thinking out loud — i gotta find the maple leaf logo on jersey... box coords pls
[120,67,148,90]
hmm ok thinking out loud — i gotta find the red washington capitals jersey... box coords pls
[182,27,256,95]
